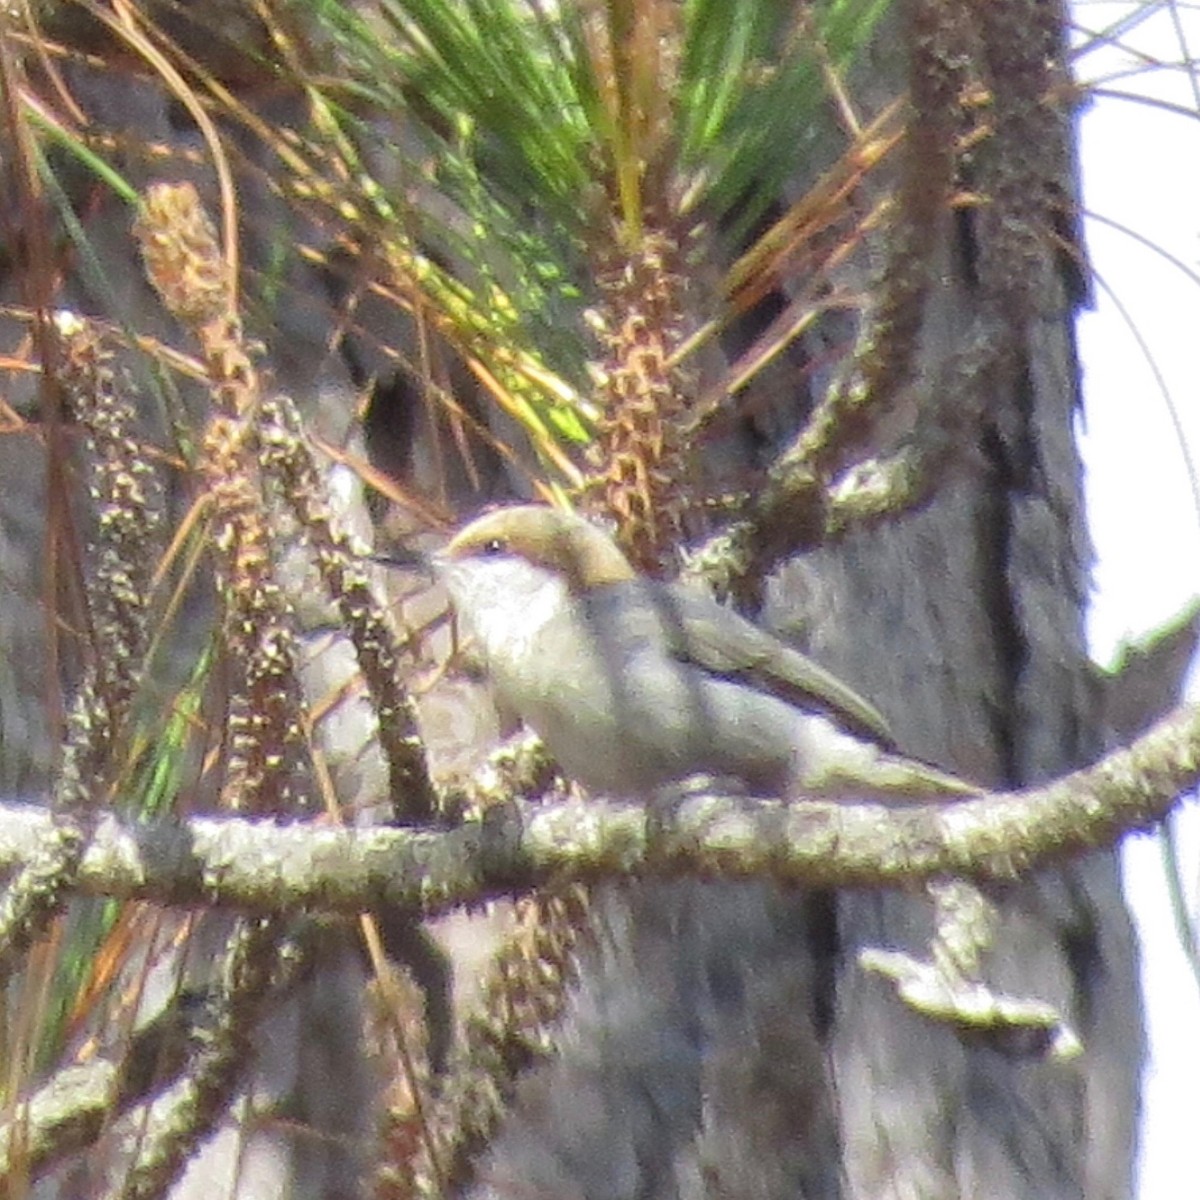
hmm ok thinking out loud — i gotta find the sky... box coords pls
[1072,3,1200,1195]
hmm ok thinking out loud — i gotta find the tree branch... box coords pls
[0,704,1194,915]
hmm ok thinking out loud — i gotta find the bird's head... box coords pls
[439,505,636,593]
[432,505,635,657]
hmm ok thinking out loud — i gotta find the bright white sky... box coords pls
[1072,3,1200,1195]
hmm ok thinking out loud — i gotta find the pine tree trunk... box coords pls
[465,7,1143,1198]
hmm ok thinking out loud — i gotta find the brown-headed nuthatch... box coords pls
[426,505,974,801]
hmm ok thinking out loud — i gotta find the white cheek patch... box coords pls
[444,558,568,660]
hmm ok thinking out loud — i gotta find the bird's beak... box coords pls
[371,546,435,576]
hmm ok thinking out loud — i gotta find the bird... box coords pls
[426,504,976,802]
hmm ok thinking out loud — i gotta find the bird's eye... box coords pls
[481,537,506,555]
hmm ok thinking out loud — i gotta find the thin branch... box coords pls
[0,702,1194,915]
[686,318,1002,589]
[0,311,161,964]
[257,393,438,823]
[0,1060,120,1180]
[792,0,964,482]
[111,918,298,1200]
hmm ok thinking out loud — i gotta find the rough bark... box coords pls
[465,9,1143,1200]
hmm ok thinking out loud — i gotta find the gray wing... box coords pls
[658,583,898,750]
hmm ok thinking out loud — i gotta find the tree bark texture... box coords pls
[465,12,1143,1200]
